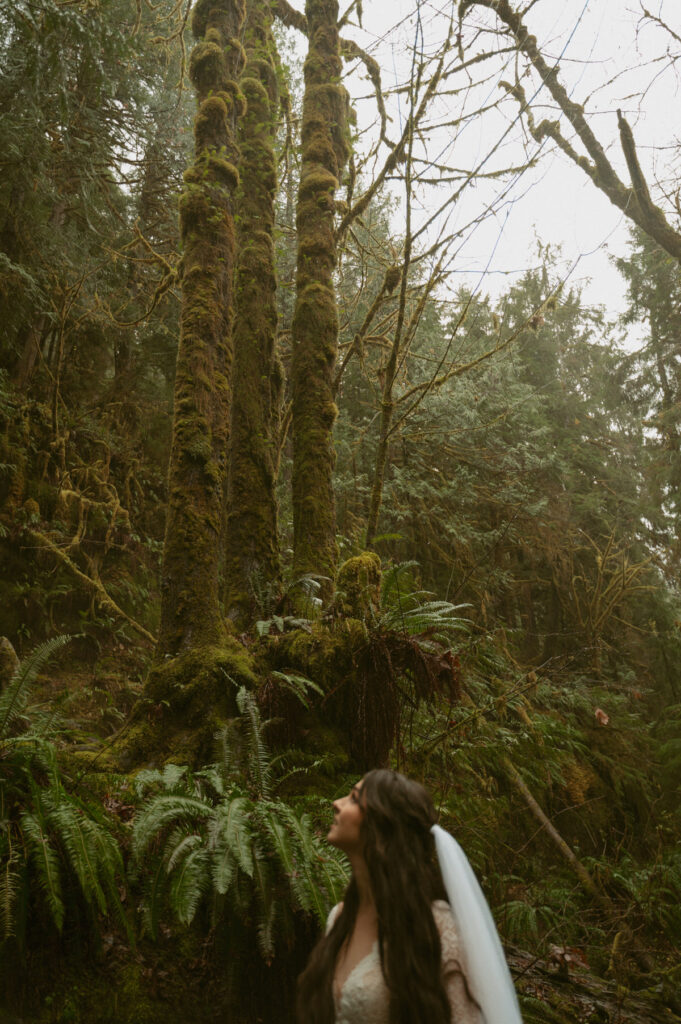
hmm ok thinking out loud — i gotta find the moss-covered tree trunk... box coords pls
[157,0,246,658]
[225,0,283,626]
[290,0,348,591]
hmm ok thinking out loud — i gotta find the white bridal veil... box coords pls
[431,825,524,1024]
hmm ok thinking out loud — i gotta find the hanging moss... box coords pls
[156,0,246,660]
[290,0,349,594]
[224,0,283,628]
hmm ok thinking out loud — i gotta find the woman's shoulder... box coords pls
[432,898,455,922]
[325,901,343,934]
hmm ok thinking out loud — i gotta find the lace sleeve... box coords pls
[433,901,483,1024]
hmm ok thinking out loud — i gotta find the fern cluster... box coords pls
[0,637,128,946]
[131,687,348,958]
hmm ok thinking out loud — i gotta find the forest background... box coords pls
[1,0,681,1021]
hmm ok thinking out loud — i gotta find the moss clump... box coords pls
[189,40,228,95]
[221,77,248,117]
[193,95,228,150]
[298,167,338,200]
[262,617,402,771]
[204,154,240,189]
[335,552,381,619]
[177,186,213,234]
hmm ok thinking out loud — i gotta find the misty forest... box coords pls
[1,0,681,1021]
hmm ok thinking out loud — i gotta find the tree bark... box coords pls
[291,0,348,592]
[224,0,283,626]
[157,0,246,658]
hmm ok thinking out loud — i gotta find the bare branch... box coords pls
[462,0,681,260]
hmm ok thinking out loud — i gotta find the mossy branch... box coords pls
[25,527,156,645]
[272,0,307,32]
[333,263,401,394]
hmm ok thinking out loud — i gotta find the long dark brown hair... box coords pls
[296,769,451,1024]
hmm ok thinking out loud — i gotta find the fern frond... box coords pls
[133,763,189,797]
[141,857,168,940]
[210,795,254,879]
[0,849,20,942]
[46,795,111,914]
[169,847,210,925]
[132,795,212,858]
[210,843,235,896]
[270,671,325,710]
[252,851,276,961]
[380,597,470,639]
[282,810,329,919]
[0,635,70,739]
[20,809,64,931]
[236,687,271,799]
[166,832,203,873]
[258,804,294,877]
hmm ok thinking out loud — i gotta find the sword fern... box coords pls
[1,637,127,947]
[131,686,348,950]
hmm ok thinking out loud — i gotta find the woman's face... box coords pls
[327,779,364,855]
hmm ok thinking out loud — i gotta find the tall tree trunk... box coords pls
[291,0,348,592]
[157,0,246,658]
[224,0,283,626]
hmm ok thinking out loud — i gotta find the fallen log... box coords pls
[509,946,681,1023]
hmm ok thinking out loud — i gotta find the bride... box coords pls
[296,769,523,1024]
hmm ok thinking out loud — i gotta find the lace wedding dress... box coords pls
[326,901,482,1024]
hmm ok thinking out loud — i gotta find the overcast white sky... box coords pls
[289,0,680,326]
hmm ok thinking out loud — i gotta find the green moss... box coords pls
[298,167,338,199]
[221,78,248,117]
[116,642,257,769]
[335,552,381,618]
[189,40,227,96]
[159,0,245,660]
[260,617,400,771]
[190,0,214,38]
[224,0,282,629]
[289,0,348,594]
[205,154,240,190]
[193,95,228,150]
